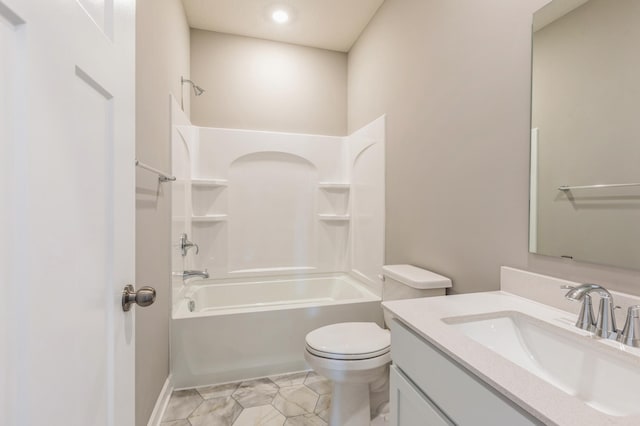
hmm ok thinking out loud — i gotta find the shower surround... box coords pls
[170,98,385,387]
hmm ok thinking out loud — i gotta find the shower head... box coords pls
[180,76,206,111]
[181,76,205,96]
[193,85,205,96]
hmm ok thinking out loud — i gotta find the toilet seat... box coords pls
[305,322,390,361]
[305,344,390,360]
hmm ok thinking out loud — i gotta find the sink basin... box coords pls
[443,311,640,417]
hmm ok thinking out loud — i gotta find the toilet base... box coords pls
[303,325,391,426]
[371,412,390,426]
[330,382,371,426]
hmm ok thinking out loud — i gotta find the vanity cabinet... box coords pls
[390,365,453,426]
[389,319,542,426]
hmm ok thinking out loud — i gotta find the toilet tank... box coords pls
[382,264,452,327]
[382,264,452,301]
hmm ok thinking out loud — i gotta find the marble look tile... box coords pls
[161,371,338,425]
[232,378,279,408]
[314,394,331,422]
[283,413,328,426]
[196,382,240,400]
[233,404,286,426]
[304,373,332,395]
[272,384,318,417]
[269,371,309,388]
[163,389,203,421]
[188,396,242,426]
[160,420,191,426]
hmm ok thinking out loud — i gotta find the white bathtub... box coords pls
[171,274,383,388]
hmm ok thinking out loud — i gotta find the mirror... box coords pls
[530,0,640,270]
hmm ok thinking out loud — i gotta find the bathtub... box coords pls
[171,273,383,388]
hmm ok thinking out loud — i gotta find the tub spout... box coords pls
[180,270,209,280]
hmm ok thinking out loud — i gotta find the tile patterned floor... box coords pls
[161,371,331,426]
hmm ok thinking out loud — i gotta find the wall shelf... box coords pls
[318,182,350,190]
[192,214,228,222]
[192,178,228,187]
[318,214,350,221]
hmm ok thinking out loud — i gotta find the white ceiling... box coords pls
[533,0,589,31]
[181,0,385,52]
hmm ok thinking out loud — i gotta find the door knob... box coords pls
[122,284,156,312]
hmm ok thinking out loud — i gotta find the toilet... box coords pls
[304,265,452,426]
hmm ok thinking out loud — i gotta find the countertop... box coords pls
[382,291,640,426]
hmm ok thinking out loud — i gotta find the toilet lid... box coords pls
[305,322,390,360]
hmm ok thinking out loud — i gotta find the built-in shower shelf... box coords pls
[318,214,351,221]
[192,178,228,187]
[192,214,228,222]
[318,182,350,190]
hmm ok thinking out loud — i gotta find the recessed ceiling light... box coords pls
[272,9,289,24]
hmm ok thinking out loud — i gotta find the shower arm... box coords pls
[180,76,205,110]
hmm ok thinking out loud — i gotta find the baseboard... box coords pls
[147,374,173,426]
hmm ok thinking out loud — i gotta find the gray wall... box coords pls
[190,30,347,136]
[135,1,190,425]
[532,0,640,270]
[348,0,640,295]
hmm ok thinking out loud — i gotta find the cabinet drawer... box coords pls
[390,365,453,426]
[390,319,541,426]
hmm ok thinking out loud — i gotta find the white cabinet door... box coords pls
[1,0,136,425]
[390,365,453,426]
[391,320,541,426]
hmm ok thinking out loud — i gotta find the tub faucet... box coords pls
[563,283,618,339]
[179,233,199,257]
[180,270,209,280]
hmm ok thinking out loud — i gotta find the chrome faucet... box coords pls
[179,233,199,257]
[180,270,209,280]
[563,284,618,339]
[618,305,640,347]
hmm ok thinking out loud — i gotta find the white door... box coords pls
[1,0,136,425]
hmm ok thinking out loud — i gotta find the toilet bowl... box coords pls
[304,265,452,426]
[305,322,391,426]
